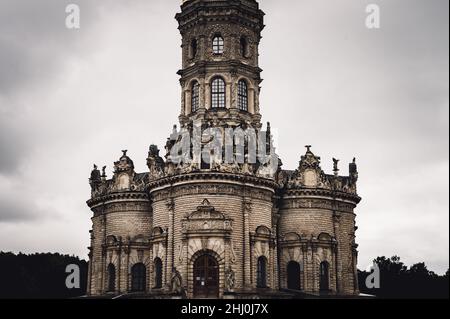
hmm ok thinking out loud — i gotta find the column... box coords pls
[248,88,255,114]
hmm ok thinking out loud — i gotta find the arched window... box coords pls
[190,38,198,59]
[107,263,116,292]
[131,263,146,292]
[211,77,226,108]
[319,261,330,291]
[154,258,163,289]
[212,35,224,54]
[240,37,248,57]
[257,256,267,288]
[238,80,248,111]
[191,81,200,112]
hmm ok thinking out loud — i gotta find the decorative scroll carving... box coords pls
[225,266,236,291]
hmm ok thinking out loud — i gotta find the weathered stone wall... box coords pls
[149,176,276,298]
[87,195,151,294]
[278,195,358,295]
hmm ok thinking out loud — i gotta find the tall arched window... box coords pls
[257,256,267,288]
[131,263,146,292]
[107,263,116,292]
[238,80,248,111]
[154,258,163,289]
[319,261,330,291]
[191,81,200,112]
[211,77,226,108]
[213,35,224,54]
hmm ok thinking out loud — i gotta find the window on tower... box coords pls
[212,35,224,54]
[191,81,200,112]
[211,77,226,108]
[190,38,198,59]
[238,80,248,111]
[240,36,248,58]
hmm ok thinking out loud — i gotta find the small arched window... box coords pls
[211,77,226,108]
[287,261,301,290]
[191,81,200,112]
[257,256,267,288]
[238,80,248,111]
[213,35,224,54]
[319,261,330,292]
[154,258,163,289]
[107,263,116,292]
[240,37,248,57]
[131,263,146,292]
[190,39,198,59]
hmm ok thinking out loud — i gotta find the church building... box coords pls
[86,0,361,298]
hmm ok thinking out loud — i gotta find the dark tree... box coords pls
[359,256,449,299]
[0,252,88,299]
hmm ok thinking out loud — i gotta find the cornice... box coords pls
[147,171,278,193]
[87,191,149,209]
[283,187,361,204]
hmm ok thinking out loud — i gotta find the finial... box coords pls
[102,166,107,177]
[122,150,128,157]
[333,158,340,176]
[93,164,98,170]
[353,157,356,164]
[305,145,312,153]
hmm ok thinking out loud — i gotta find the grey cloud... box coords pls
[0,0,101,173]
[0,187,50,223]
[0,0,100,96]
[0,112,28,174]
[0,0,447,274]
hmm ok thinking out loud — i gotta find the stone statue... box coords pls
[225,266,235,291]
[170,267,183,294]
[332,158,340,175]
[147,145,165,179]
[90,164,101,182]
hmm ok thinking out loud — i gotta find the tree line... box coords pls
[359,256,449,299]
[0,252,448,298]
[0,252,87,299]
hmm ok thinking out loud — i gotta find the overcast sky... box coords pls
[0,0,448,274]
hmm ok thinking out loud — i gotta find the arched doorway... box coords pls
[193,254,219,298]
[107,263,116,292]
[287,261,301,290]
[131,263,146,292]
[257,256,268,288]
[319,261,330,292]
[154,258,163,289]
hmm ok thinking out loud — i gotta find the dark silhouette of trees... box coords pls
[359,256,449,299]
[0,252,88,299]
[0,252,447,299]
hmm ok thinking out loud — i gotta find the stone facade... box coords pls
[86,0,361,298]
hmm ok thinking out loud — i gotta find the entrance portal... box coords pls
[193,254,219,298]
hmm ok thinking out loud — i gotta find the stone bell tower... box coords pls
[176,0,265,129]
